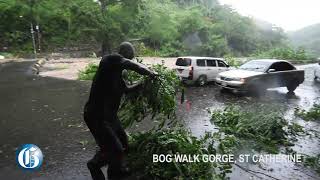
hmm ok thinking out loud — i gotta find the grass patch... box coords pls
[78,63,98,80]
[0,52,15,59]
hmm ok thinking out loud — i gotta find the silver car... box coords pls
[216,59,305,93]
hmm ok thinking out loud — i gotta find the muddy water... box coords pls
[178,64,320,179]
[0,61,319,179]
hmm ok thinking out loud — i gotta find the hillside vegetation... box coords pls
[0,0,291,58]
[289,23,320,58]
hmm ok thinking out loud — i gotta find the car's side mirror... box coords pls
[268,69,276,73]
[226,65,230,68]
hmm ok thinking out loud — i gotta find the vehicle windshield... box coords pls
[239,61,271,72]
[176,58,191,66]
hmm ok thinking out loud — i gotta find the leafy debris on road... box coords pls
[127,129,231,180]
[295,103,320,121]
[210,104,303,153]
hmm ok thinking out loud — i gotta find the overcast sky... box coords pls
[219,0,320,31]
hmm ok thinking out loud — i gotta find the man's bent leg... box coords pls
[113,117,128,152]
[87,128,124,180]
[107,152,130,180]
[85,114,124,179]
[87,150,109,180]
[107,117,130,179]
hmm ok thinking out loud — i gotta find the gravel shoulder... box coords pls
[39,57,177,80]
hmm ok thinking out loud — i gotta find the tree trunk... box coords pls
[101,40,111,56]
[99,0,108,13]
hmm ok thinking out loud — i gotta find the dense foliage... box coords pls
[210,105,302,153]
[120,63,182,129]
[289,23,320,58]
[1,0,289,57]
[78,60,182,129]
[252,47,312,61]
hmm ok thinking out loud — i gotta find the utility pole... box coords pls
[30,23,37,59]
[29,0,37,59]
[36,24,41,52]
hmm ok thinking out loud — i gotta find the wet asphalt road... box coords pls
[0,61,92,180]
[0,61,319,179]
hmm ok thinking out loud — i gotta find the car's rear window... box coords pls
[176,58,191,66]
[269,62,295,71]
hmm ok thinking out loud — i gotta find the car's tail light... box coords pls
[188,66,194,80]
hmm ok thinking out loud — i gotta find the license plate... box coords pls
[221,82,227,87]
[177,69,183,73]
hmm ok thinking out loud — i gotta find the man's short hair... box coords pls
[119,42,135,59]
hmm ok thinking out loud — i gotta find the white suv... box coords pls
[175,56,229,85]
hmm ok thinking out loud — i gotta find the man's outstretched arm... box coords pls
[121,58,156,77]
[121,58,157,93]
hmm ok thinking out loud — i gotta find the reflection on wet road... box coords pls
[0,61,319,179]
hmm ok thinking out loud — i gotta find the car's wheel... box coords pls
[197,75,207,86]
[287,84,298,93]
[287,80,299,93]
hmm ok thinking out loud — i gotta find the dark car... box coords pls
[215,59,305,93]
